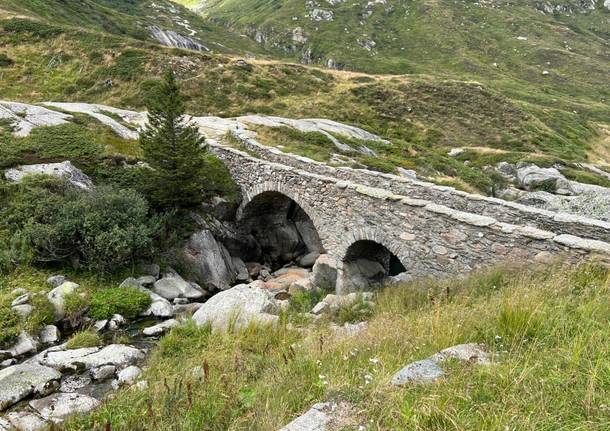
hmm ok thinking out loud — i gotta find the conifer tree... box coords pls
[140,69,207,210]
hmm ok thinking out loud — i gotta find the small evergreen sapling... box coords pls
[140,69,208,210]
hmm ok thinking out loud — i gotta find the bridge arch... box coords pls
[337,228,409,292]
[237,182,327,269]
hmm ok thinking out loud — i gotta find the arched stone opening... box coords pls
[238,191,325,270]
[342,240,407,291]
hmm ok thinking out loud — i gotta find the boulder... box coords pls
[90,365,116,381]
[279,402,332,431]
[119,277,140,289]
[144,297,174,318]
[9,332,39,357]
[246,262,262,278]
[192,283,278,332]
[116,366,142,386]
[46,275,66,288]
[391,359,444,386]
[172,303,203,317]
[279,401,361,431]
[153,273,204,301]
[11,294,30,307]
[38,326,60,345]
[29,393,99,423]
[142,319,180,336]
[311,254,338,290]
[232,257,250,282]
[136,275,156,289]
[59,375,91,393]
[514,163,573,195]
[47,282,79,320]
[4,162,94,191]
[430,343,491,365]
[266,267,310,291]
[311,292,373,316]
[39,344,143,371]
[107,314,126,331]
[12,304,34,319]
[181,230,236,291]
[3,411,50,431]
[297,252,320,268]
[0,364,61,410]
[343,258,386,291]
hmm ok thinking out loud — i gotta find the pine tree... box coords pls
[140,69,207,210]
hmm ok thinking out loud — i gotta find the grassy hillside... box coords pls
[0,0,263,53]
[178,0,610,168]
[63,260,610,430]
[0,0,608,193]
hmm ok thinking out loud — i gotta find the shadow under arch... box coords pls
[237,190,325,269]
[342,239,407,291]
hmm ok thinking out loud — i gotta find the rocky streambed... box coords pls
[0,252,366,430]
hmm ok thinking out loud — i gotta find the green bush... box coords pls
[66,330,102,349]
[0,177,161,272]
[89,287,151,320]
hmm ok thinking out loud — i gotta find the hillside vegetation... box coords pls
[63,261,610,430]
[1,1,608,192]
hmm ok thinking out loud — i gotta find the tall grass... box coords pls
[64,260,610,430]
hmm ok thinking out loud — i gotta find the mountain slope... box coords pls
[0,0,609,194]
[0,0,263,53]
[180,1,610,131]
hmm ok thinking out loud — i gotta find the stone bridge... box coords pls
[210,134,610,293]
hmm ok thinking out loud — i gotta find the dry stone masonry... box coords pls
[211,142,610,293]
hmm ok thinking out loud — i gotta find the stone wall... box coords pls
[212,144,610,293]
[224,132,610,243]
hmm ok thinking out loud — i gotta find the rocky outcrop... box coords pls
[43,103,142,140]
[181,230,237,291]
[29,393,99,423]
[279,401,362,431]
[148,26,209,52]
[0,101,71,137]
[37,344,144,371]
[192,283,279,331]
[5,162,94,191]
[0,364,61,410]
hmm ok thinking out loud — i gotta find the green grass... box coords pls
[66,330,102,349]
[89,287,151,320]
[0,265,143,347]
[63,260,610,430]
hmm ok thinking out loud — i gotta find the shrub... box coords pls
[89,287,151,320]
[66,330,102,349]
[1,177,161,272]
